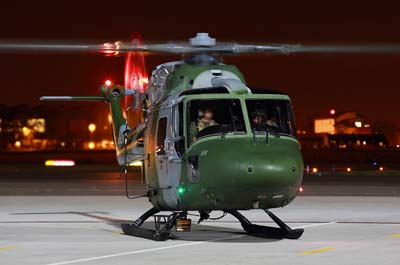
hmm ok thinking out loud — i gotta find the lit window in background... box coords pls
[27,118,45,133]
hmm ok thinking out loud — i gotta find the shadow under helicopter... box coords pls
[10,211,281,243]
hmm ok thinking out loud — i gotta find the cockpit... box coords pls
[186,97,296,146]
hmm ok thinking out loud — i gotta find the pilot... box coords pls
[251,111,267,131]
[266,115,279,128]
[189,108,218,142]
[197,108,217,132]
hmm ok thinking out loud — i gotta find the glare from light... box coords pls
[88,141,95,150]
[129,161,143,167]
[105,80,112,86]
[346,167,352,172]
[355,121,362,128]
[312,167,318,173]
[45,160,75,167]
[299,186,304,192]
[329,109,336,115]
[88,123,96,133]
[362,141,367,146]
[379,166,384,171]
[396,144,400,148]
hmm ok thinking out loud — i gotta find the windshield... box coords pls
[246,99,296,136]
[187,99,245,145]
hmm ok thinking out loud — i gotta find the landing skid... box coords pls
[121,207,188,241]
[122,208,304,241]
[226,209,304,239]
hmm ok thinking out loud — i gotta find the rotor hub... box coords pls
[189,33,216,46]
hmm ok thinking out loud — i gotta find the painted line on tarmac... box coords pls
[300,247,336,255]
[0,245,18,251]
[43,222,335,265]
[387,233,400,238]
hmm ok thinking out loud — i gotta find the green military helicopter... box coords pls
[2,33,400,241]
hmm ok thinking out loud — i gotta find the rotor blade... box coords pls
[40,96,105,101]
[2,41,400,55]
[286,44,400,54]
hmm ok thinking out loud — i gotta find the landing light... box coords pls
[45,160,75,167]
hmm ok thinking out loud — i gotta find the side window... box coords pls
[173,103,185,157]
[156,117,167,156]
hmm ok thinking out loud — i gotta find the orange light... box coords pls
[88,142,95,150]
[88,123,96,133]
[312,167,318,173]
[105,80,112,86]
[379,166,384,171]
[346,167,352,172]
[14,141,21,148]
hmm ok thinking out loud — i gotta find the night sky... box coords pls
[1,1,400,130]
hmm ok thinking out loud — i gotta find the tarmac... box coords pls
[1,196,400,265]
[0,164,400,264]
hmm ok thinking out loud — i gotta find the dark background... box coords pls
[1,0,400,130]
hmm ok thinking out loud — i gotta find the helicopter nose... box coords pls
[197,139,303,189]
[237,156,302,188]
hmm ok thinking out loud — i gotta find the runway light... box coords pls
[346,167,352,172]
[379,166,384,171]
[129,161,143,167]
[45,160,75,167]
[312,167,318,173]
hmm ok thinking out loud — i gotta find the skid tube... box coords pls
[122,208,303,241]
[226,209,304,239]
[121,207,187,241]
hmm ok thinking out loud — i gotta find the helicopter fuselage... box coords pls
[111,62,303,211]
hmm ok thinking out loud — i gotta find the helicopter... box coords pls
[2,33,400,241]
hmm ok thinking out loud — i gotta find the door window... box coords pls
[156,117,167,155]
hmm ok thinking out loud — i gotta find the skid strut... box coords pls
[226,209,304,239]
[121,207,189,241]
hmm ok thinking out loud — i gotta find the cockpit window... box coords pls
[187,99,245,145]
[246,99,296,136]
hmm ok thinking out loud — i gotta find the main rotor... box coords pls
[2,33,400,58]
